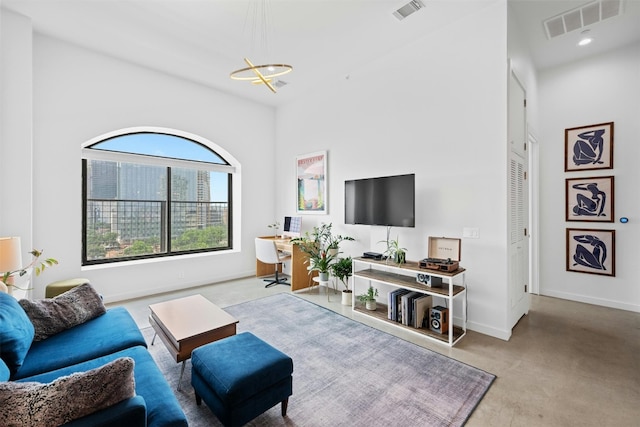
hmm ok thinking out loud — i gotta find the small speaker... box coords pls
[429,306,449,334]
[416,273,443,287]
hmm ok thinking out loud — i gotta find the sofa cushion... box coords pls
[0,292,35,376]
[0,357,135,427]
[0,358,9,382]
[19,283,106,342]
[19,346,188,427]
[12,306,146,380]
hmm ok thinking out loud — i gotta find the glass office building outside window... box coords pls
[82,131,233,265]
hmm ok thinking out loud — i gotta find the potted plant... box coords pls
[267,221,281,238]
[380,236,407,265]
[311,250,334,281]
[0,248,58,294]
[358,285,378,310]
[326,226,355,257]
[292,223,354,281]
[331,256,353,305]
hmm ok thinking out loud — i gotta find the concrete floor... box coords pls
[110,276,640,427]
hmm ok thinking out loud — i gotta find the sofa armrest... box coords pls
[62,396,146,427]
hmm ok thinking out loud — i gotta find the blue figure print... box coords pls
[572,182,606,217]
[572,129,606,166]
[573,234,607,271]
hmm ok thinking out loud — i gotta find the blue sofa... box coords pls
[0,292,187,427]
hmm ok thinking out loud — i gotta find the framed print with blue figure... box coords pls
[565,122,613,172]
[566,228,615,277]
[565,176,614,222]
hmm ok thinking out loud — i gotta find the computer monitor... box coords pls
[282,216,302,238]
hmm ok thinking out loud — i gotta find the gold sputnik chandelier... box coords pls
[230,0,292,93]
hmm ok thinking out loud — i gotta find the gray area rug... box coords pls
[143,293,495,426]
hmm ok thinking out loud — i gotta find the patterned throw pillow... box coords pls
[19,283,106,341]
[0,357,135,427]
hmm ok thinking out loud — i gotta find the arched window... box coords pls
[81,128,236,265]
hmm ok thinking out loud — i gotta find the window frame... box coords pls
[81,128,238,266]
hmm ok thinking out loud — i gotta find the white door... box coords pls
[508,68,530,328]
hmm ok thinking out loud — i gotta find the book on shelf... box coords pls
[388,289,410,322]
[413,295,433,328]
[401,292,420,326]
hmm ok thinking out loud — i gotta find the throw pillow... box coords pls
[19,283,106,342]
[0,357,135,427]
[0,292,35,377]
[0,358,9,382]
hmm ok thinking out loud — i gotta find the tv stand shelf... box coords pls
[352,257,467,347]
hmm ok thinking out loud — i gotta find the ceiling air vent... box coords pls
[274,80,288,89]
[543,0,623,39]
[393,0,425,21]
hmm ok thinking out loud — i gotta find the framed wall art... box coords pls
[296,151,327,214]
[564,122,614,172]
[565,176,614,222]
[566,228,615,277]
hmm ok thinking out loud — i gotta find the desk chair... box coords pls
[255,238,292,288]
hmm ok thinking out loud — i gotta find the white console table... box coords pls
[352,257,467,347]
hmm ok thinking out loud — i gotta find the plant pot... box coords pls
[365,300,377,311]
[318,271,329,281]
[395,250,406,264]
[341,290,352,306]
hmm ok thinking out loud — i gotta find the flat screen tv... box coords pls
[345,173,415,227]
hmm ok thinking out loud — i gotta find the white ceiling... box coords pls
[3,0,640,107]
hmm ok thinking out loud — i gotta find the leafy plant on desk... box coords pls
[267,221,281,237]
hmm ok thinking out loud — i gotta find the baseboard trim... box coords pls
[540,289,640,313]
[467,321,512,341]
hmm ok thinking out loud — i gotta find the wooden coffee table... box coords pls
[149,294,238,389]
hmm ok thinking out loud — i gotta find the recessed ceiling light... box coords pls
[578,37,594,46]
[578,29,593,46]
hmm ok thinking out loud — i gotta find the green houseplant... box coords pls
[330,256,353,305]
[358,285,379,311]
[291,223,354,281]
[0,249,58,294]
[380,236,407,265]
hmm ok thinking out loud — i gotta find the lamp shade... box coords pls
[0,237,22,273]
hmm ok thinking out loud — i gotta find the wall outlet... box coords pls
[463,227,480,239]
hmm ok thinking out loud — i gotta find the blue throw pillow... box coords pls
[0,358,9,382]
[0,292,35,376]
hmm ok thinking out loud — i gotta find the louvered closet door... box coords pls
[509,153,526,310]
[508,68,529,327]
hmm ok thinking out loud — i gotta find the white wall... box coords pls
[276,2,512,339]
[507,3,539,135]
[5,22,278,301]
[538,42,640,312]
[0,9,33,248]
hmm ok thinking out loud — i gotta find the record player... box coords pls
[419,237,461,272]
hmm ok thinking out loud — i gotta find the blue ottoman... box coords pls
[191,332,293,427]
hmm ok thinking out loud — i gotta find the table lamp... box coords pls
[0,236,23,293]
